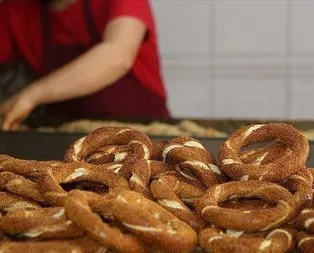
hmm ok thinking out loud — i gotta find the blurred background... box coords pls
[1,0,314,164]
[152,0,313,120]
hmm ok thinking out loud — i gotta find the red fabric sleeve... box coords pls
[108,0,153,29]
[0,2,15,63]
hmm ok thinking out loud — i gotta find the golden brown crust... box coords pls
[297,231,314,253]
[112,190,198,253]
[199,227,296,253]
[0,124,311,252]
[37,162,129,206]
[0,171,44,203]
[0,241,83,253]
[64,127,152,164]
[64,190,147,253]
[162,137,223,187]
[0,192,41,212]
[195,180,295,232]
[150,174,208,232]
[0,207,83,240]
[218,123,309,182]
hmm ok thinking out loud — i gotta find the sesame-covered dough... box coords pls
[150,174,208,232]
[199,227,296,253]
[38,162,129,206]
[64,127,152,164]
[162,137,224,187]
[195,180,295,232]
[65,190,147,253]
[239,141,290,166]
[0,241,83,253]
[0,123,313,252]
[0,154,61,176]
[0,192,41,212]
[0,171,44,204]
[112,190,198,253]
[279,168,313,214]
[297,231,314,253]
[295,208,314,233]
[218,123,309,182]
[0,207,83,240]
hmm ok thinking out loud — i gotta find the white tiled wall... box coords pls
[291,1,314,52]
[215,1,287,55]
[152,0,314,120]
[153,1,211,55]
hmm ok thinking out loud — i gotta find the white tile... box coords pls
[215,1,287,55]
[292,58,314,78]
[291,1,314,52]
[152,0,211,55]
[291,78,314,119]
[214,57,287,79]
[164,65,211,118]
[214,79,287,119]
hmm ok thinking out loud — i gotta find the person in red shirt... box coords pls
[0,0,170,130]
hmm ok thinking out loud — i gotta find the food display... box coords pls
[300,129,314,141]
[0,123,313,252]
[54,119,227,137]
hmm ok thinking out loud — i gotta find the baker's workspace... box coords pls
[0,1,313,252]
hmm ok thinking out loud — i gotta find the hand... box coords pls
[0,90,37,131]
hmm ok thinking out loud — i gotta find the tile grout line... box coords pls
[286,0,293,119]
[209,0,216,119]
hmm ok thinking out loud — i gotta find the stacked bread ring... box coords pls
[0,123,313,252]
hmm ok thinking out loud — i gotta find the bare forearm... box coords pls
[26,42,132,105]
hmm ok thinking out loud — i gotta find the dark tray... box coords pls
[24,115,314,135]
[1,131,313,167]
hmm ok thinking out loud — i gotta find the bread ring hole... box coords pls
[85,153,115,164]
[176,167,198,183]
[60,182,109,195]
[240,142,270,163]
[220,198,276,210]
[240,141,271,151]
[5,233,30,242]
[240,141,290,165]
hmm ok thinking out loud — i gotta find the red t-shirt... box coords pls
[0,0,166,99]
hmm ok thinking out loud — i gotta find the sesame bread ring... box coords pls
[84,145,138,165]
[112,190,198,253]
[309,168,314,186]
[150,175,207,232]
[126,159,171,199]
[0,207,83,240]
[0,241,82,253]
[218,123,309,182]
[0,154,61,177]
[162,137,223,187]
[195,180,294,232]
[0,172,44,204]
[38,162,129,206]
[64,127,152,163]
[66,237,109,253]
[0,238,107,253]
[294,208,314,233]
[0,207,67,232]
[220,199,272,210]
[199,227,295,253]
[0,192,41,212]
[64,190,146,253]
[151,140,170,161]
[280,168,313,214]
[297,231,314,253]
[239,141,289,166]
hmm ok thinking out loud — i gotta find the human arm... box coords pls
[0,15,147,130]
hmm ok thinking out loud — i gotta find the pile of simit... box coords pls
[0,123,313,253]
